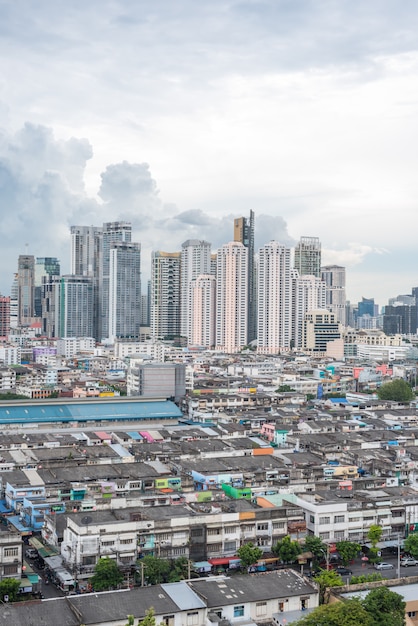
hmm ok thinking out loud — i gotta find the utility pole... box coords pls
[397,534,401,580]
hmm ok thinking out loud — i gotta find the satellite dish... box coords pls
[81,515,92,526]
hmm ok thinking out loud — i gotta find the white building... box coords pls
[293,273,327,348]
[216,242,248,353]
[108,241,141,342]
[190,275,216,348]
[181,240,212,343]
[257,241,292,353]
[321,265,347,325]
[56,337,95,358]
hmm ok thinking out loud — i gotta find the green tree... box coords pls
[140,556,171,585]
[168,557,191,582]
[294,599,375,626]
[313,569,343,604]
[303,535,327,563]
[404,532,418,558]
[362,587,406,626]
[377,379,414,402]
[367,524,383,547]
[138,608,159,626]
[237,542,263,569]
[273,535,301,563]
[0,578,21,602]
[367,546,381,565]
[276,385,295,393]
[336,541,360,566]
[90,557,124,591]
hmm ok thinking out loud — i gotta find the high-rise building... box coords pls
[100,222,132,341]
[190,275,216,348]
[180,239,212,342]
[108,242,141,342]
[293,273,327,348]
[358,297,376,318]
[216,242,248,353]
[55,275,94,338]
[34,257,60,318]
[234,210,256,342]
[294,237,321,278]
[321,265,346,325]
[17,254,35,325]
[383,305,418,336]
[257,241,292,353]
[150,251,181,340]
[0,296,10,338]
[9,274,18,329]
[70,225,102,339]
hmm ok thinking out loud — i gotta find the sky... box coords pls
[1,1,418,307]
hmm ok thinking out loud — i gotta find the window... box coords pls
[273,522,285,530]
[191,528,203,537]
[187,612,199,626]
[334,531,345,540]
[3,564,18,575]
[208,528,222,536]
[309,515,315,524]
[256,602,267,617]
[102,540,115,546]
[225,526,238,534]
[207,543,222,553]
[234,606,244,618]
[257,523,268,531]
[334,515,345,523]
[407,612,416,618]
[163,616,175,626]
[319,532,330,540]
[224,541,236,552]
[319,516,330,525]
[120,538,133,545]
[4,548,18,557]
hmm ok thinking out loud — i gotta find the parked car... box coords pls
[25,548,38,559]
[334,566,352,576]
[375,562,394,570]
[400,557,418,567]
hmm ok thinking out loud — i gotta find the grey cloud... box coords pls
[174,209,214,226]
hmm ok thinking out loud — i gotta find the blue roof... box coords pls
[0,400,182,425]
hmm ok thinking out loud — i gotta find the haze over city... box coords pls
[1,1,418,305]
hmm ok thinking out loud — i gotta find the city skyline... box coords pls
[1,2,418,304]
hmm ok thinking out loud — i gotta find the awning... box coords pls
[29,537,59,558]
[208,557,238,566]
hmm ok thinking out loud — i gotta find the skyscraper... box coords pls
[234,210,256,342]
[108,242,141,341]
[71,225,102,339]
[17,254,35,325]
[257,241,292,353]
[293,273,327,348]
[35,257,60,318]
[0,296,10,338]
[294,237,321,278]
[321,265,347,325]
[216,242,248,353]
[151,251,181,340]
[190,275,216,348]
[180,239,212,343]
[100,222,132,341]
[56,275,94,338]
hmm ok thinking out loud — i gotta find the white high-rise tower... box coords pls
[180,239,211,343]
[216,242,248,353]
[257,241,292,353]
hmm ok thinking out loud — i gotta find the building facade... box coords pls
[151,251,181,339]
[216,242,248,353]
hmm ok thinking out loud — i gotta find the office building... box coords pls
[216,242,248,353]
[257,241,292,353]
[17,254,35,325]
[150,251,181,340]
[294,237,321,278]
[383,305,418,336]
[302,309,341,354]
[321,265,346,325]
[108,241,141,342]
[190,275,216,348]
[234,210,256,342]
[180,239,211,342]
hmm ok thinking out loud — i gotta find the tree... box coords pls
[140,556,171,585]
[168,557,190,582]
[303,535,327,563]
[276,385,295,393]
[273,535,301,563]
[361,587,406,626]
[294,599,375,626]
[126,607,160,626]
[404,532,418,558]
[367,524,383,547]
[90,557,124,591]
[313,569,343,604]
[0,578,21,602]
[237,542,263,569]
[377,379,414,402]
[336,541,360,566]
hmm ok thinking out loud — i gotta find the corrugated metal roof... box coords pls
[161,582,206,610]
